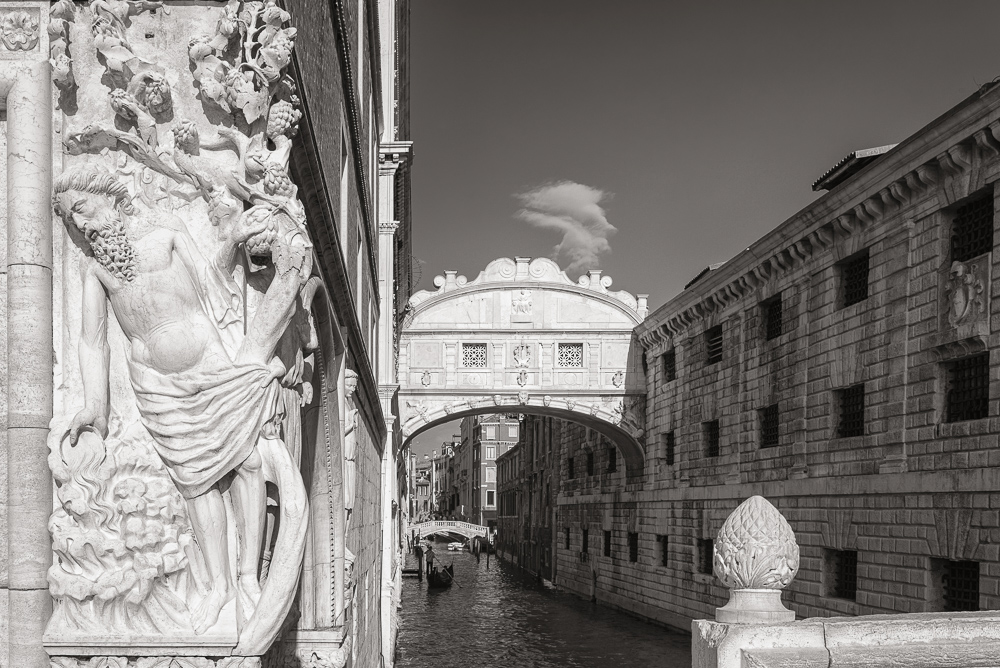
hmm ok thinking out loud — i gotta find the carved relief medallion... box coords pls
[612,370,624,387]
[517,369,528,386]
[517,391,529,405]
[512,289,532,314]
[513,344,531,367]
[421,370,431,386]
[947,259,987,328]
[0,9,40,51]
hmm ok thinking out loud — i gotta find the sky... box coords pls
[406,1,1000,458]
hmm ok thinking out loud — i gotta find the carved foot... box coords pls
[192,585,232,635]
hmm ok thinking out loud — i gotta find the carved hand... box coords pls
[231,206,273,245]
[68,406,109,446]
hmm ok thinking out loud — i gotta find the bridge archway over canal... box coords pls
[398,257,649,475]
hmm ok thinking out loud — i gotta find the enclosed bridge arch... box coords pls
[397,257,649,476]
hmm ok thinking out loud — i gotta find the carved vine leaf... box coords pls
[714,496,800,590]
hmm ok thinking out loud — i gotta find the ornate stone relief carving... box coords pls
[513,343,531,368]
[50,657,262,668]
[714,496,799,623]
[49,0,76,90]
[516,369,528,387]
[0,8,40,51]
[542,395,552,407]
[512,289,532,314]
[420,369,431,386]
[48,0,316,659]
[946,259,988,328]
[517,391,529,405]
[611,370,624,387]
[714,496,799,590]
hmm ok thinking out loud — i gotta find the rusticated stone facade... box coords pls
[542,78,1000,631]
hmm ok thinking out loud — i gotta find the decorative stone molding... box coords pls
[637,111,1000,351]
[0,7,40,51]
[49,0,75,90]
[714,496,799,623]
[929,335,988,362]
[408,257,647,319]
[946,258,988,329]
[50,658,262,668]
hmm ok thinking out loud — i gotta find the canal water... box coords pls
[396,547,692,667]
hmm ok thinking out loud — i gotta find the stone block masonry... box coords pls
[548,74,1000,631]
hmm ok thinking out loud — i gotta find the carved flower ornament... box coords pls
[714,495,800,590]
[1,10,39,51]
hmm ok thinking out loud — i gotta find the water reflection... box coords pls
[397,549,692,667]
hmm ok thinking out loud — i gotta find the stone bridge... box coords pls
[410,520,489,541]
[397,257,649,475]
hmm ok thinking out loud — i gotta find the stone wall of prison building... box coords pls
[624,82,1000,628]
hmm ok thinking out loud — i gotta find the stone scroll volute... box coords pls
[46,1,319,660]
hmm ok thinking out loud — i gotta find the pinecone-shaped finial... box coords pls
[714,495,799,590]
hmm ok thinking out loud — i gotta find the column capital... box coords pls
[380,220,401,234]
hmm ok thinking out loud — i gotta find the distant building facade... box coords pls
[460,414,520,529]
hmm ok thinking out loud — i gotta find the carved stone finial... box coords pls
[714,495,799,623]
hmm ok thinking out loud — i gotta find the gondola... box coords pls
[427,564,454,589]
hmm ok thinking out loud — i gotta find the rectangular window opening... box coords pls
[607,446,617,473]
[462,343,488,368]
[564,527,570,550]
[704,420,720,458]
[760,404,780,448]
[557,343,584,368]
[932,558,980,612]
[603,530,612,557]
[825,549,858,601]
[628,532,639,563]
[586,451,595,476]
[946,353,990,423]
[659,535,669,567]
[698,538,714,575]
[837,384,865,438]
[705,325,723,365]
[582,528,589,554]
[664,431,676,466]
[951,192,994,262]
[763,294,783,341]
[568,456,575,479]
[662,348,676,382]
[841,250,870,308]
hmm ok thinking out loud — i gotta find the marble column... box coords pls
[3,57,53,668]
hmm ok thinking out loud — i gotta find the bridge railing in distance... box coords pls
[693,496,1000,668]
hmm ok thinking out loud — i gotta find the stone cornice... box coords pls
[637,84,1000,350]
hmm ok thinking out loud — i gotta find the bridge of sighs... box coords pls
[397,257,649,476]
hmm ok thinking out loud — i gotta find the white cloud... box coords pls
[515,181,617,275]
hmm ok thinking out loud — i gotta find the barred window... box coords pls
[951,193,994,262]
[946,353,990,423]
[557,343,584,367]
[704,420,720,457]
[760,403,780,448]
[582,528,589,554]
[705,325,723,365]
[658,535,669,567]
[837,384,865,438]
[586,451,595,476]
[825,549,858,601]
[942,560,980,612]
[841,250,870,308]
[698,538,714,575]
[462,343,487,368]
[663,431,675,466]
[763,293,783,341]
[628,532,639,563]
[603,530,612,557]
[662,348,676,382]
[606,446,617,473]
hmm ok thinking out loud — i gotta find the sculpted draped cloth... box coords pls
[129,360,283,499]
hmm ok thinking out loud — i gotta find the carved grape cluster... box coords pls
[262,163,294,197]
[267,99,302,139]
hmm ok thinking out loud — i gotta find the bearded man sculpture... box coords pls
[53,166,309,654]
